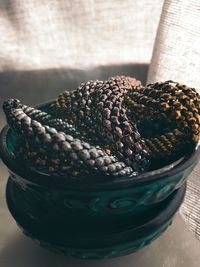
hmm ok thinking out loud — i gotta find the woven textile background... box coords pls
[0,0,163,71]
[148,0,200,91]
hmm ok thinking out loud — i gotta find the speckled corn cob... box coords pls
[125,80,200,159]
[3,99,136,178]
[52,80,104,141]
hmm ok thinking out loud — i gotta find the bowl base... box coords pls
[6,178,186,259]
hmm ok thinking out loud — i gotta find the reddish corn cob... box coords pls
[51,76,149,172]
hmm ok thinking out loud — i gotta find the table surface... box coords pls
[0,66,200,266]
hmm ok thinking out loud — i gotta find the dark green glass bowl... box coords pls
[6,178,186,259]
[0,114,200,227]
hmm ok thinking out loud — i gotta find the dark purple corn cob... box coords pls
[3,99,136,178]
[51,76,149,172]
[91,76,149,171]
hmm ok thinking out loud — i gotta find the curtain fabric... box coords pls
[148,0,200,241]
[0,0,163,71]
[148,0,200,91]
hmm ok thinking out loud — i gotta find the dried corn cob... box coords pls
[51,76,149,172]
[3,99,136,178]
[125,80,200,160]
[4,78,199,178]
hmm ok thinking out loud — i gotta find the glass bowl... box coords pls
[0,111,200,226]
[6,179,186,259]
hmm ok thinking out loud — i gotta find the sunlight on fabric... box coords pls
[0,0,163,71]
[148,0,200,92]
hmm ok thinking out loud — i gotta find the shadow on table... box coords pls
[0,216,200,267]
[0,63,148,127]
[0,230,148,267]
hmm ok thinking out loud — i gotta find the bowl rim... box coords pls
[1,100,200,191]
